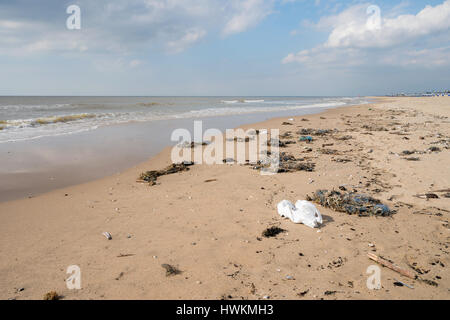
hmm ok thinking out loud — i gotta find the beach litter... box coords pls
[138,161,194,186]
[367,253,416,279]
[102,232,112,240]
[307,190,394,217]
[299,136,313,143]
[277,200,323,228]
[414,193,439,199]
[393,279,414,289]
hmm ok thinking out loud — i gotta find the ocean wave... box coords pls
[243,99,265,103]
[0,103,71,111]
[221,99,265,104]
[183,101,346,118]
[0,98,363,144]
[1,113,98,129]
[221,100,239,104]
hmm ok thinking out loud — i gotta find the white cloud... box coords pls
[325,1,450,49]
[166,28,207,53]
[0,0,277,57]
[223,0,274,35]
[283,0,450,67]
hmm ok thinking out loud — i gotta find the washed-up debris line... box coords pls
[273,138,296,148]
[277,153,315,172]
[138,161,194,186]
[319,149,339,155]
[178,141,209,148]
[362,124,388,132]
[252,152,315,173]
[280,132,292,139]
[334,135,353,141]
[297,128,335,136]
[307,189,394,217]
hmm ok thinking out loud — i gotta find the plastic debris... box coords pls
[307,189,394,217]
[277,200,323,228]
[299,136,313,143]
[102,232,112,240]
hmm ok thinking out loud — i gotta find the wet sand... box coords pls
[0,105,353,202]
[0,97,449,300]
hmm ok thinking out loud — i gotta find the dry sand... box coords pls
[0,97,449,300]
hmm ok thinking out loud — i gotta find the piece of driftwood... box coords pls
[367,253,416,279]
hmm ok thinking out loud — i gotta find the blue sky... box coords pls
[0,0,449,96]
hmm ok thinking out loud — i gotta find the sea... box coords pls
[0,96,369,144]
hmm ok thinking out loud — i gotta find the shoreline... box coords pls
[0,98,371,203]
[0,96,449,300]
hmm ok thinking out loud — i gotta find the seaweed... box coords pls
[262,226,286,238]
[297,128,334,136]
[34,114,95,125]
[335,135,353,141]
[307,189,394,217]
[161,264,181,276]
[428,146,441,152]
[139,162,194,186]
[277,152,315,172]
[43,291,59,300]
[319,149,339,155]
[253,152,315,173]
[178,141,209,148]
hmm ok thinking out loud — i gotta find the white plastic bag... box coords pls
[277,200,323,229]
[277,200,297,221]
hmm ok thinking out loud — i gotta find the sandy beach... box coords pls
[0,96,449,300]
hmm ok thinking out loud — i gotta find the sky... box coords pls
[0,0,449,96]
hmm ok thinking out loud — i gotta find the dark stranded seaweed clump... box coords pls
[307,190,394,217]
[262,226,286,238]
[139,161,194,186]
